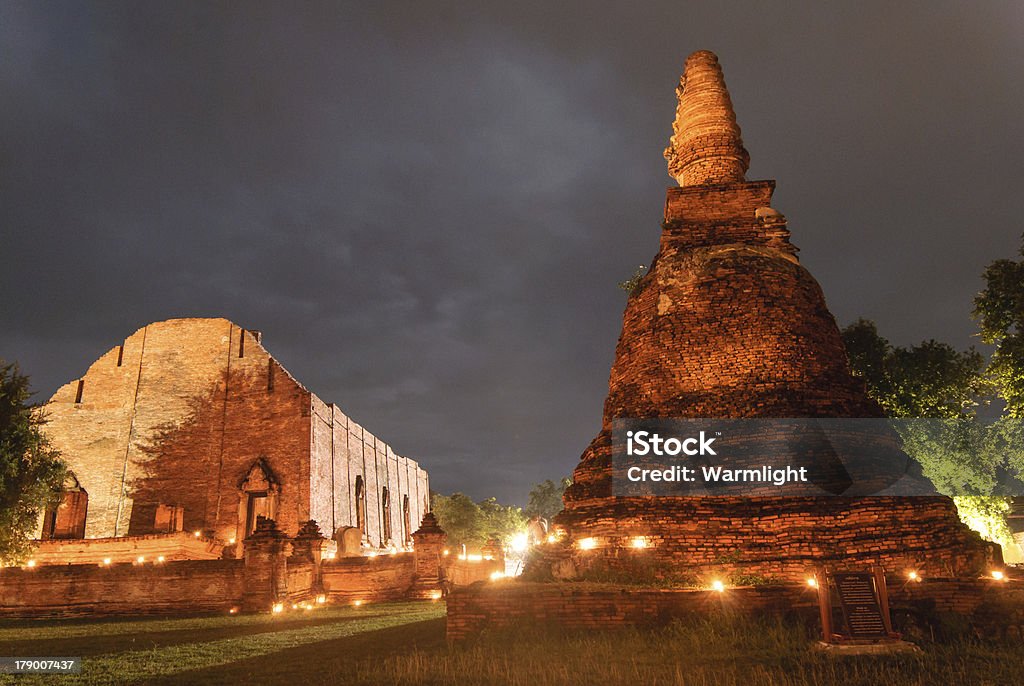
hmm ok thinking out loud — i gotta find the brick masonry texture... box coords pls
[553,51,997,581]
[446,580,1024,643]
[41,317,428,549]
[0,513,468,618]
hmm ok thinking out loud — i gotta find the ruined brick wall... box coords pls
[43,317,429,548]
[27,532,223,566]
[0,560,245,618]
[447,579,1024,642]
[309,401,428,548]
[320,554,416,602]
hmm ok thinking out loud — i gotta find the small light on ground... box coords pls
[908,571,920,582]
[102,558,111,566]
[490,571,506,581]
[137,556,145,564]
[316,594,327,604]
[228,537,236,545]
[442,549,450,556]
[577,537,598,551]
[631,537,648,549]
[711,580,725,593]
[193,530,201,538]
[229,607,238,614]
[271,603,284,614]
[157,556,165,563]
[25,560,36,568]
[352,600,363,606]
[992,570,1006,581]
[546,535,557,544]
[806,577,817,588]
[429,590,442,600]
[326,552,336,560]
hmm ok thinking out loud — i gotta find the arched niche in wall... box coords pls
[41,472,88,540]
[238,457,280,538]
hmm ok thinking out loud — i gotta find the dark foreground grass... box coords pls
[1,603,1022,685]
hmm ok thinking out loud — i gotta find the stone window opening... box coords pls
[381,487,392,544]
[41,473,88,540]
[354,476,366,537]
[402,494,411,544]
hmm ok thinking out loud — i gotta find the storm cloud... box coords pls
[2,2,1022,504]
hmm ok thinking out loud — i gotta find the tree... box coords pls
[975,235,1024,418]
[0,361,67,565]
[430,492,526,551]
[840,321,1016,552]
[525,477,572,521]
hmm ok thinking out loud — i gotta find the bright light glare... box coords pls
[271,603,284,614]
[577,537,598,551]
[711,580,725,593]
[631,537,648,549]
[992,570,1006,581]
[490,571,506,581]
[510,533,529,553]
[806,577,817,588]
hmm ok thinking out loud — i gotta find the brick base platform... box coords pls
[446,578,1024,643]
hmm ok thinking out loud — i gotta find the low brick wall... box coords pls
[321,553,416,602]
[445,557,504,586]
[446,578,1024,642]
[29,532,224,565]
[0,560,245,618]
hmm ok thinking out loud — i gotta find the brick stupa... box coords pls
[552,51,998,581]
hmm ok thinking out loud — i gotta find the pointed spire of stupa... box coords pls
[663,50,750,186]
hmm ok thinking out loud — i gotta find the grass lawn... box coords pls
[0,601,1022,685]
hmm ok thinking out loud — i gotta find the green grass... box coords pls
[0,603,1022,685]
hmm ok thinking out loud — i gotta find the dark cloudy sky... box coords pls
[2,2,1022,505]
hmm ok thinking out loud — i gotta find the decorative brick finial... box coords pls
[664,50,749,186]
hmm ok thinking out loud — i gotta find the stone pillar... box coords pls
[291,519,327,597]
[411,512,447,599]
[242,516,291,612]
[292,520,327,566]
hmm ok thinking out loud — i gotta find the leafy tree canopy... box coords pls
[525,477,572,521]
[974,236,1024,417]
[0,361,67,565]
[431,492,526,551]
